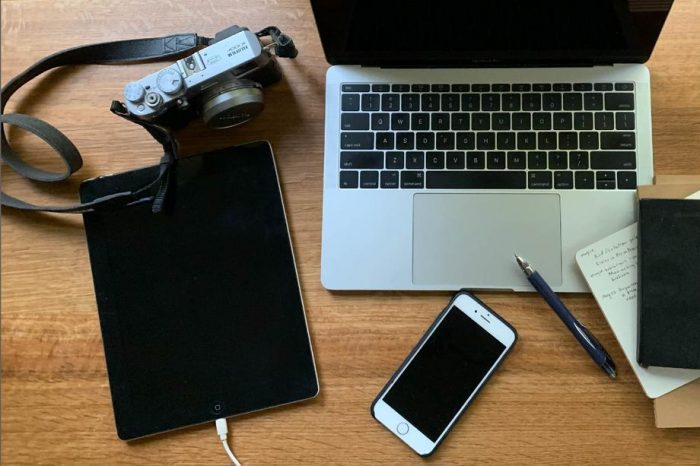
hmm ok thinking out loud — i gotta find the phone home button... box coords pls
[397,422,409,435]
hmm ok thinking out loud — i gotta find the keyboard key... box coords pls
[372,84,390,92]
[533,113,552,130]
[596,170,615,181]
[412,84,430,92]
[573,112,593,130]
[426,151,445,169]
[340,151,383,169]
[477,132,496,150]
[467,151,485,169]
[559,132,578,150]
[569,151,589,170]
[396,132,414,150]
[482,94,500,111]
[447,151,465,169]
[601,131,636,149]
[462,94,480,111]
[594,83,613,91]
[386,152,404,169]
[360,171,379,188]
[341,113,369,130]
[341,94,360,111]
[339,170,358,188]
[554,171,574,189]
[392,84,410,92]
[452,84,470,92]
[549,151,567,169]
[595,112,615,130]
[432,84,450,92]
[416,132,435,150]
[528,171,552,189]
[533,83,551,91]
[590,151,636,169]
[427,171,526,189]
[583,92,604,110]
[563,93,583,110]
[538,132,557,150]
[597,179,616,190]
[406,151,425,169]
[492,113,511,130]
[487,151,506,169]
[411,113,429,130]
[401,171,424,189]
[371,113,389,130]
[579,132,599,150]
[575,171,594,189]
[528,151,547,169]
[497,132,516,150]
[553,83,572,91]
[380,170,399,188]
[506,151,525,169]
[376,132,394,149]
[605,93,635,110]
[492,84,510,92]
[342,84,369,92]
[616,112,635,130]
[401,94,420,111]
[522,93,541,111]
[441,94,460,111]
[472,113,490,130]
[617,171,637,189]
[512,84,531,92]
[451,113,470,130]
[517,132,536,150]
[456,132,476,150]
[421,94,440,111]
[615,83,634,91]
[553,112,572,130]
[436,133,455,150]
[472,84,490,92]
[391,113,410,130]
[502,94,521,111]
[341,132,373,149]
[361,94,380,111]
[381,94,400,111]
[432,113,450,130]
[512,113,531,130]
[573,83,593,91]
[542,93,562,110]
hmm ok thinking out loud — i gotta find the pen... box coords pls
[515,254,617,379]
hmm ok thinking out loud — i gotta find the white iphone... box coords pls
[371,291,517,456]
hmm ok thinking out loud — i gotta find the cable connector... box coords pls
[215,418,242,466]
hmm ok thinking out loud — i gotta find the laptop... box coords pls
[312,0,674,292]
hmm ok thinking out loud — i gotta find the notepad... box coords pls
[576,192,700,398]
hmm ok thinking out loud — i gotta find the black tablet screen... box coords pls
[81,142,318,440]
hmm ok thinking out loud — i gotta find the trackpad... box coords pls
[413,194,562,288]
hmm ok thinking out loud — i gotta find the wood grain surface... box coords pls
[2,1,700,464]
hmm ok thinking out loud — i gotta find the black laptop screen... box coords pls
[311,0,673,66]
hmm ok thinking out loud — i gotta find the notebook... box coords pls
[80,142,318,440]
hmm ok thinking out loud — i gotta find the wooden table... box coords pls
[2,1,700,464]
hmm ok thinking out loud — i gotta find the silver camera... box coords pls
[122,26,296,129]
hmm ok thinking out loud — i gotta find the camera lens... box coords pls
[201,79,264,129]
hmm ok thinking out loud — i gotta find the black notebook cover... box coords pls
[638,198,700,369]
[80,141,318,440]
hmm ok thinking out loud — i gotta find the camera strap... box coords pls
[1,33,212,213]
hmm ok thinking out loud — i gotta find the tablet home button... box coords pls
[397,422,409,435]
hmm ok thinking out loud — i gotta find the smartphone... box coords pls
[371,291,517,456]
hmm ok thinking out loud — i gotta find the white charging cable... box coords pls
[215,418,242,466]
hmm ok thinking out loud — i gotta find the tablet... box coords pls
[80,141,318,440]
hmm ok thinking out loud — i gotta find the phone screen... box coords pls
[383,306,506,441]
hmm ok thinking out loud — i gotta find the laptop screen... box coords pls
[311,0,673,66]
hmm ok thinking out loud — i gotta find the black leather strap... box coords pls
[1,33,210,213]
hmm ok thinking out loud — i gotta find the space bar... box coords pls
[426,171,527,189]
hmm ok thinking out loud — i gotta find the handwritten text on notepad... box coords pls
[578,233,638,303]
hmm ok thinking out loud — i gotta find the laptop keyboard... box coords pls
[338,82,637,190]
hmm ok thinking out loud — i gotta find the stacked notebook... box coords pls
[576,175,700,428]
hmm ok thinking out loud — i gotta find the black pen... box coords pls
[515,254,617,379]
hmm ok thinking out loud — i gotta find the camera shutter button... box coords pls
[124,83,145,103]
[156,68,184,95]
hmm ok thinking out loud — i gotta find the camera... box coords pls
[122,25,297,129]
